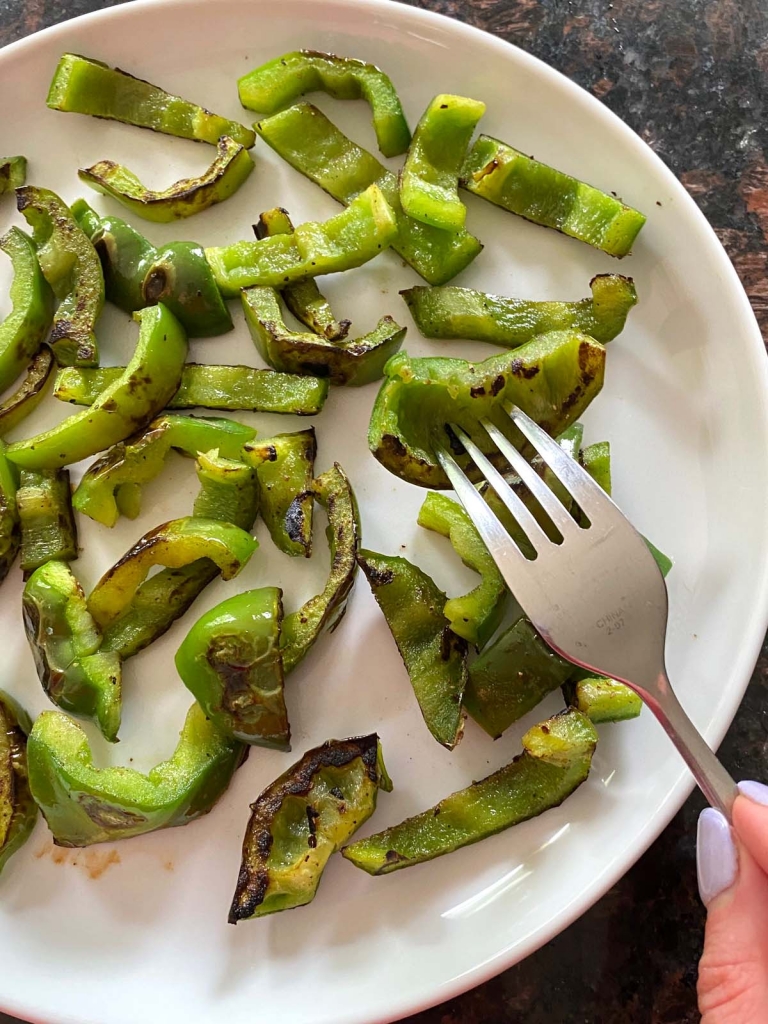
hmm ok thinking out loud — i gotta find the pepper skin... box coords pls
[563,676,642,723]
[229,734,391,920]
[242,286,406,386]
[239,50,410,158]
[343,709,596,874]
[176,588,289,750]
[255,103,483,286]
[205,183,398,297]
[73,414,256,527]
[7,303,188,471]
[47,53,255,148]
[0,228,54,393]
[368,330,606,488]
[0,443,20,584]
[17,469,78,573]
[28,704,246,848]
[400,94,486,231]
[16,187,104,367]
[192,450,260,529]
[0,690,36,876]
[401,274,638,348]
[0,156,26,194]
[22,561,122,742]
[79,137,254,223]
[461,135,646,258]
[242,429,315,558]
[0,348,55,438]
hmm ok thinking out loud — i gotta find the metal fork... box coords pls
[434,407,738,820]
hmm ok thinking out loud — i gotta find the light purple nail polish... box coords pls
[697,808,738,907]
[737,780,768,806]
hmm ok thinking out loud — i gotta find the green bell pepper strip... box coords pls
[88,516,258,630]
[47,53,256,149]
[357,550,467,749]
[28,704,247,848]
[461,135,646,258]
[562,676,642,723]
[17,469,78,574]
[368,330,606,488]
[343,708,596,874]
[0,228,55,393]
[401,274,638,348]
[0,690,37,875]
[417,491,507,649]
[0,156,26,194]
[205,183,398,297]
[239,50,410,158]
[0,348,55,438]
[79,137,254,224]
[55,362,329,415]
[281,464,360,674]
[255,103,483,286]
[242,285,406,386]
[400,94,486,231]
[22,561,122,742]
[255,207,350,341]
[192,449,260,528]
[0,443,20,585]
[176,588,289,750]
[73,414,257,528]
[6,303,188,471]
[242,429,315,558]
[229,734,391,921]
[16,187,104,367]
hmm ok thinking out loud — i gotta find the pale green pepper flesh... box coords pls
[0,228,54,393]
[0,157,26,193]
[17,469,78,573]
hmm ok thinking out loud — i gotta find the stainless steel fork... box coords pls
[434,406,738,820]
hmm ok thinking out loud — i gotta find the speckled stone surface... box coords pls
[0,1,767,1021]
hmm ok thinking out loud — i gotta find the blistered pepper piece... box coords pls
[0,228,54,393]
[17,469,78,573]
[0,690,37,875]
[192,449,260,529]
[242,428,315,558]
[563,676,642,723]
[0,443,19,585]
[0,348,55,438]
[0,156,26,194]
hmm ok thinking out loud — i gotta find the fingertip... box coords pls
[697,808,738,907]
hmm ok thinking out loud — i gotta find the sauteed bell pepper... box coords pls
[242,429,315,558]
[239,50,410,157]
[28,704,246,847]
[563,676,642,723]
[47,53,256,148]
[193,449,260,528]
[17,469,78,573]
[0,348,55,438]
[0,690,36,875]
[0,228,54,393]
[6,303,188,471]
[229,734,391,921]
[255,103,483,285]
[0,445,19,584]
[343,709,596,874]
[0,156,26,194]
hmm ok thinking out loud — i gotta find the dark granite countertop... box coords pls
[1,0,767,1021]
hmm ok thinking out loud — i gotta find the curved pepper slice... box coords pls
[0,443,19,585]
[0,690,37,875]
[28,704,246,848]
[0,348,55,438]
[73,414,256,527]
[47,53,256,148]
[242,286,406,386]
[357,550,467,749]
[400,94,486,231]
[22,561,122,742]
[401,274,638,348]
[6,303,188,471]
[242,428,315,558]
[255,103,483,286]
[176,588,289,750]
[205,183,398,297]
[88,516,257,630]
[0,156,26,194]
[0,228,54,393]
[193,449,260,528]
[461,135,646,257]
[17,469,78,573]
[79,137,255,223]
[343,709,597,874]
[368,330,606,488]
[229,734,391,920]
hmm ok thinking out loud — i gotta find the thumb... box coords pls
[697,786,768,1023]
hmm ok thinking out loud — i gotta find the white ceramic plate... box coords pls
[0,1,767,1021]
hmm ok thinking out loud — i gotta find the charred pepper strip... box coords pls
[0,444,19,584]
[343,709,596,874]
[79,137,254,223]
[7,303,188,471]
[192,450,260,528]
[205,183,398,297]
[0,156,26,194]
[255,103,483,286]
[461,135,646,258]
[242,429,315,558]
[22,561,122,742]
[242,286,406,386]
[402,275,638,348]
[0,228,54,393]
[0,691,36,875]
[17,469,78,573]
[47,53,256,148]
[562,677,641,723]
[28,704,246,847]
[400,94,486,232]
[0,348,55,438]
[55,362,329,415]
[176,588,289,750]
[239,50,410,158]
[229,734,391,920]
